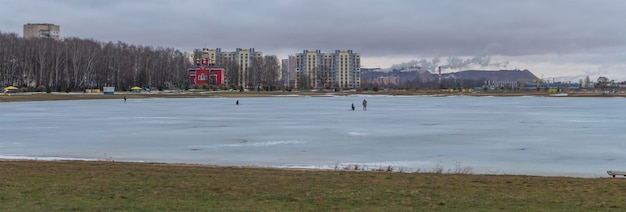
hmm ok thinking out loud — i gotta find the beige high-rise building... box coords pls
[295,50,361,90]
[23,23,60,40]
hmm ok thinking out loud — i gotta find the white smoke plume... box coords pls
[390,56,509,72]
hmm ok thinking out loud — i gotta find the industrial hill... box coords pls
[439,69,538,81]
[361,68,538,84]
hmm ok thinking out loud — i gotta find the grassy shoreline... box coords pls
[1,160,626,211]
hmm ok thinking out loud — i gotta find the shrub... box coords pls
[431,164,443,174]
[452,162,473,174]
[37,85,46,92]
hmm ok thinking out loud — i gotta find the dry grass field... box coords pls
[1,160,626,211]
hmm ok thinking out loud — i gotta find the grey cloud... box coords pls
[2,0,626,65]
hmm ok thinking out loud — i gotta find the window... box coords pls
[198,73,207,80]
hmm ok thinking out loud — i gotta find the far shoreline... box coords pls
[2,89,625,102]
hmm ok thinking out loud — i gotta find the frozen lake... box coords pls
[1,95,625,177]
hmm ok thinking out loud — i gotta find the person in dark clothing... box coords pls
[124,96,126,102]
[351,103,355,111]
[236,100,239,105]
[362,99,367,110]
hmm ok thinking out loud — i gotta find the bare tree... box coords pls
[260,55,279,91]
[248,56,264,91]
[63,38,102,90]
[596,76,609,93]
[0,32,24,87]
[223,58,240,90]
[49,40,66,91]
[297,74,312,90]
[316,64,335,90]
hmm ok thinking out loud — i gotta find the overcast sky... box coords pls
[2,0,626,81]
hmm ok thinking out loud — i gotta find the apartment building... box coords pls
[193,48,262,88]
[23,23,60,40]
[295,50,360,89]
[281,55,296,88]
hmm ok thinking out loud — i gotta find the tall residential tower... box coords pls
[295,50,360,89]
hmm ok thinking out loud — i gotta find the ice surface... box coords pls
[1,95,625,177]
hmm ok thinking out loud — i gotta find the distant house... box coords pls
[188,64,224,86]
[188,49,225,86]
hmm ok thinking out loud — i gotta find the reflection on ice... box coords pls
[189,140,307,149]
[1,95,626,178]
[348,132,367,136]
[0,155,99,161]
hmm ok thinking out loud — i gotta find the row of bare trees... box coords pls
[0,31,190,92]
[246,55,280,91]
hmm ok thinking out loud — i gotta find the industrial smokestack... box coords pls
[438,66,442,85]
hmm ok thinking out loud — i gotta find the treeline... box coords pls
[0,31,191,92]
[246,55,280,91]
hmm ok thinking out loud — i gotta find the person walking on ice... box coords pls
[362,99,367,111]
[351,103,355,111]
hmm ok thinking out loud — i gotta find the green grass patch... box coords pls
[1,160,625,211]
